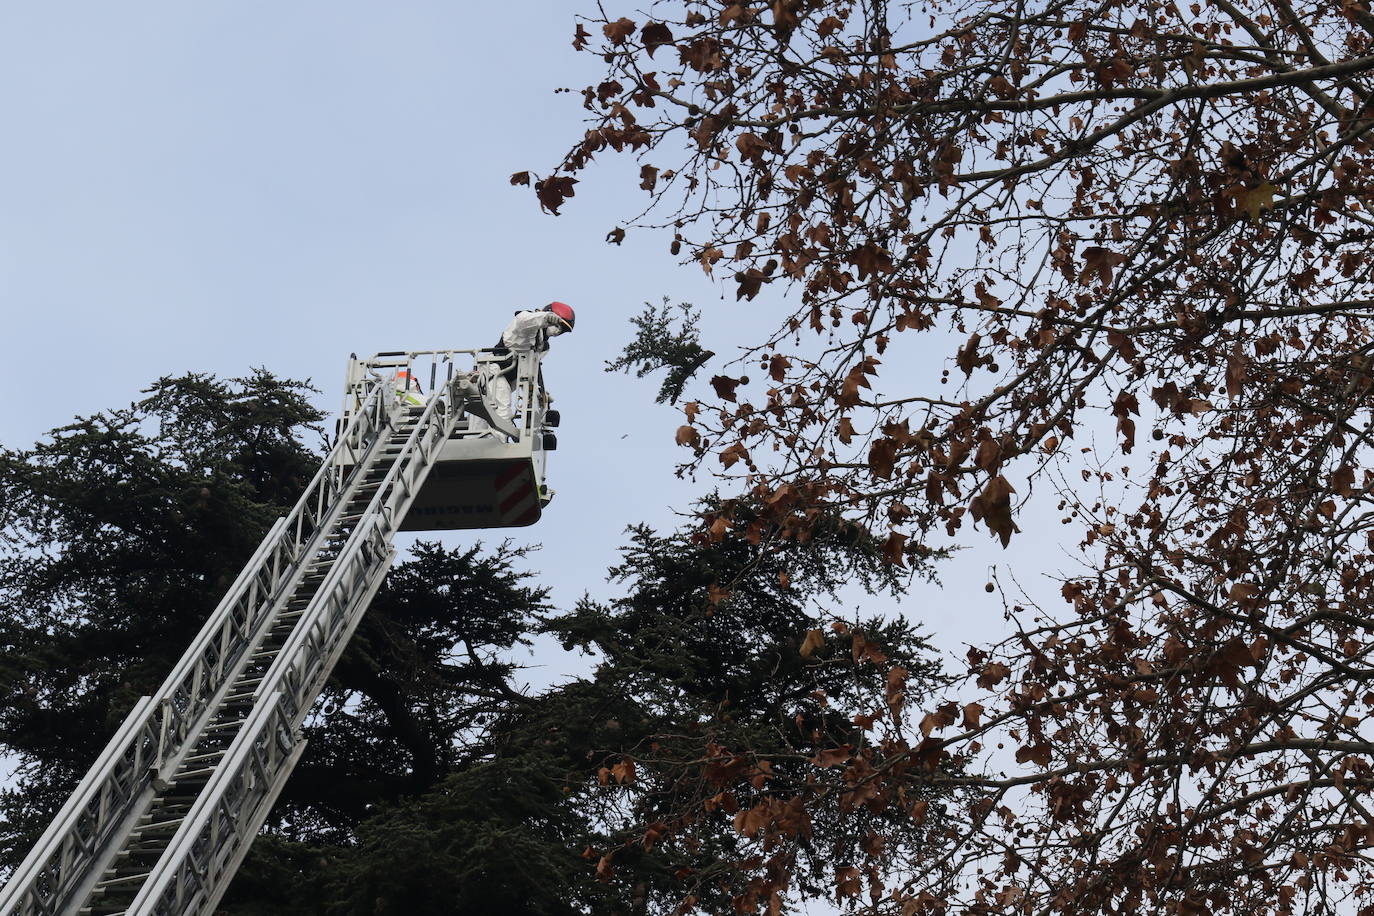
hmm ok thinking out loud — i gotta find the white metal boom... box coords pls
[0,348,553,916]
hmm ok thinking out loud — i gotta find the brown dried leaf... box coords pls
[640,21,674,57]
[811,745,851,767]
[603,17,635,44]
[882,530,908,567]
[837,416,856,445]
[710,375,741,402]
[610,758,637,784]
[868,437,898,479]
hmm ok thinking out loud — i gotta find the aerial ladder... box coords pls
[0,347,558,916]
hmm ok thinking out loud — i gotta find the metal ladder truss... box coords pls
[0,348,538,916]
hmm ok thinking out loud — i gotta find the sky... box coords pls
[0,2,1079,689]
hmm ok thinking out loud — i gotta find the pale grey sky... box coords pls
[0,1,1073,688]
[0,2,705,647]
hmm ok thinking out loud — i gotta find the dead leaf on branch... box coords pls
[919,701,959,737]
[886,665,909,719]
[1226,343,1248,399]
[719,442,750,468]
[837,416,857,444]
[710,374,743,401]
[1332,463,1356,497]
[800,628,825,657]
[534,175,577,215]
[610,758,637,783]
[849,242,894,279]
[732,802,771,837]
[977,662,1011,689]
[955,333,983,376]
[603,17,635,44]
[1234,180,1279,219]
[882,530,908,566]
[698,246,724,275]
[969,475,1019,547]
[1015,741,1052,767]
[1080,246,1127,287]
[811,745,851,767]
[837,357,879,407]
[640,21,674,57]
[869,437,898,480]
[736,132,771,161]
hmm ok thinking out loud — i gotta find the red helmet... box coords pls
[546,301,575,332]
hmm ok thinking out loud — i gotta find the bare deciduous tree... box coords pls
[532,1,1374,912]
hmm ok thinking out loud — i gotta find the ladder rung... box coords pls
[130,817,184,836]
[95,870,151,889]
[113,845,165,862]
[203,719,243,732]
[180,750,225,765]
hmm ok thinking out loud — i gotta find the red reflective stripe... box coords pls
[500,484,535,515]
[494,463,526,488]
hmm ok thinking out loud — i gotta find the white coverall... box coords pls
[486,310,568,423]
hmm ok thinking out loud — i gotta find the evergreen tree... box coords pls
[0,374,547,881]
[0,372,324,867]
[317,506,948,916]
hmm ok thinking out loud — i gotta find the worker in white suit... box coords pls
[486,302,575,423]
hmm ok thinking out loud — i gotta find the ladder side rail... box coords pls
[132,541,396,916]
[196,550,394,916]
[0,517,293,913]
[259,518,395,733]
[149,376,391,770]
[123,691,295,916]
[0,381,392,916]
[251,373,459,703]
[298,373,388,547]
[151,516,288,762]
[0,698,154,916]
[71,380,399,912]
[266,395,451,723]
[130,365,468,914]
